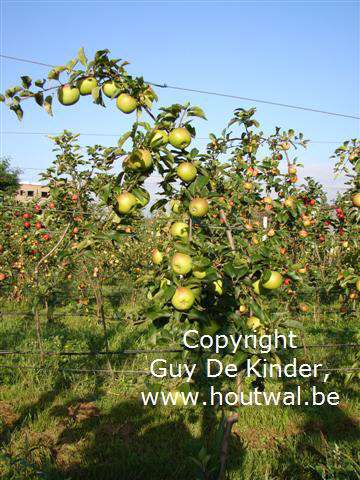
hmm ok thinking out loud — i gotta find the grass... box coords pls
[0,294,359,480]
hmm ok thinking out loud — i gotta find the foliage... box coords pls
[0,157,21,197]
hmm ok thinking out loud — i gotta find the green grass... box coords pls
[0,299,359,480]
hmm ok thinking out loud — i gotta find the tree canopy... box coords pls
[0,157,21,196]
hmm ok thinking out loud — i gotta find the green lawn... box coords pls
[0,297,359,480]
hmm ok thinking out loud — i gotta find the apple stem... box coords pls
[144,106,156,121]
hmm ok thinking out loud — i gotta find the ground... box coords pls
[0,289,359,480]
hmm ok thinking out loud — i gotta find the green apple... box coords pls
[77,77,98,95]
[171,253,192,275]
[193,270,206,279]
[356,278,360,292]
[152,249,163,265]
[124,149,153,171]
[116,93,137,113]
[150,130,168,148]
[247,316,261,330]
[176,162,197,183]
[171,287,195,311]
[170,222,189,240]
[168,128,191,149]
[102,80,121,98]
[262,270,283,290]
[352,193,360,207]
[116,192,137,214]
[57,84,80,106]
[213,279,223,295]
[170,199,181,213]
[189,198,209,217]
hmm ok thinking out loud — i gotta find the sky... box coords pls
[0,0,359,199]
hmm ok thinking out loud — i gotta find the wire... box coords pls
[1,54,359,120]
[0,363,358,376]
[0,54,53,68]
[0,363,149,375]
[153,82,360,120]
[0,343,358,358]
[0,348,183,356]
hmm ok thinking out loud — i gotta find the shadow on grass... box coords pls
[47,399,206,480]
[269,402,360,479]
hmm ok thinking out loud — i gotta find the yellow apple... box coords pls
[102,80,121,98]
[171,287,195,311]
[77,77,98,95]
[168,127,191,149]
[116,93,137,113]
[171,253,193,275]
[189,198,209,217]
[177,162,197,183]
[57,84,80,106]
[116,192,137,214]
[170,222,189,240]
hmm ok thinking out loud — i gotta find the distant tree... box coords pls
[0,157,21,196]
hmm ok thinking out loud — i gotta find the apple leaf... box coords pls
[35,79,46,88]
[5,86,22,98]
[233,350,248,367]
[66,58,78,72]
[0,94,5,102]
[10,104,23,121]
[188,106,207,120]
[150,198,168,212]
[133,187,150,207]
[248,301,265,321]
[44,96,53,116]
[173,244,193,255]
[78,47,88,67]
[48,66,65,80]
[145,306,172,321]
[117,131,131,147]
[192,175,210,191]
[21,76,32,89]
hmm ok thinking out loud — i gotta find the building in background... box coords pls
[16,183,49,202]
